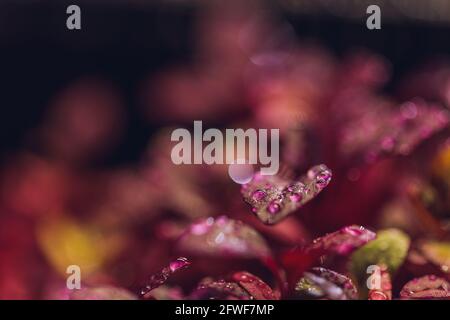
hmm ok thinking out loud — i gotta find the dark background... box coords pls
[1,0,450,164]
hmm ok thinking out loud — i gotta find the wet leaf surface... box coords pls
[241,164,332,224]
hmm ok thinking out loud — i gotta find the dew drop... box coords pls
[251,189,267,201]
[400,102,418,119]
[289,192,302,202]
[169,257,191,272]
[214,232,225,244]
[315,170,332,189]
[267,201,281,214]
[228,162,254,184]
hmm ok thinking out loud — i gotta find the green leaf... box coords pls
[349,228,410,296]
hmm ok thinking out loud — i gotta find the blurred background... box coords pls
[0,0,450,299]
